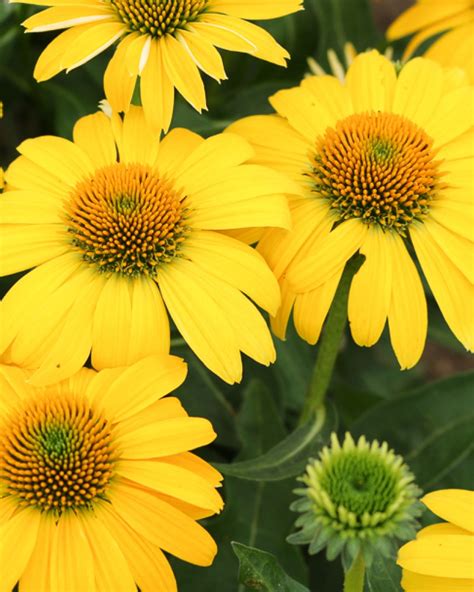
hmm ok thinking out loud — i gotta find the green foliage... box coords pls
[232,543,310,592]
[352,372,474,491]
[215,405,336,481]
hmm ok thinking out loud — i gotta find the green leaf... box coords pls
[215,404,337,481]
[232,542,310,592]
[312,0,381,67]
[365,552,402,592]
[352,371,474,489]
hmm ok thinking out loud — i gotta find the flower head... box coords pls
[387,0,474,83]
[0,356,222,591]
[228,50,474,369]
[398,489,474,590]
[18,0,303,132]
[0,106,296,386]
[288,433,422,566]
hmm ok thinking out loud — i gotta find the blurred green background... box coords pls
[1,1,473,590]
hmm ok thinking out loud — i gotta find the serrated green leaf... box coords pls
[232,542,310,592]
[352,371,474,489]
[215,404,337,481]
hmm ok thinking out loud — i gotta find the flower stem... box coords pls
[344,552,366,592]
[300,255,363,423]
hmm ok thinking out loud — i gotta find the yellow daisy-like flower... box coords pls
[387,0,474,83]
[398,489,474,591]
[228,51,474,369]
[0,355,222,592]
[0,106,296,386]
[18,0,303,133]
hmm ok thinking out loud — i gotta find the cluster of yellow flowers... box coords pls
[0,0,473,590]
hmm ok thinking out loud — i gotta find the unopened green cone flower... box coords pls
[288,433,423,570]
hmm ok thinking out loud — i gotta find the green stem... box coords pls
[300,255,363,423]
[343,552,366,592]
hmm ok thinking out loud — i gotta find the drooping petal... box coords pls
[111,482,217,566]
[80,513,136,592]
[411,223,473,352]
[49,513,95,592]
[348,226,392,347]
[0,508,41,592]
[97,504,177,592]
[387,234,427,370]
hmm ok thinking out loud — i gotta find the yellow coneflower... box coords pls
[0,106,297,385]
[0,355,222,591]
[228,51,474,369]
[387,0,474,83]
[16,0,303,132]
[398,489,474,590]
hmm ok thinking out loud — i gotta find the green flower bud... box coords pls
[287,432,422,568]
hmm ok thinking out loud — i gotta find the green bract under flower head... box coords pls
[288,433,422,567]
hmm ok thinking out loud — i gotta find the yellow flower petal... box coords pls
[104,33,140,113]
[116,459,223,512]
[402,569,474,591]
[201,13,289,65]
[161,33,207,112]
[411,223,474,352]
[422,489,474,534]
[184,229,281,314]
[348,226,392,347]
[61,21,126,73]
[387,234,427,370]
[141,39,174,133]
[287,219,367,293]
[20,514,55,592]
[18,135,93,186]
[177,29,226,82]
[5,154,67,196]
[80,512,136,592]
[111,482,217,566]
[294,269,343,345]
[209,0,302,20]
[91,274,132,369]
[93,354,186,422]
[127,277,170,362]
[118,416,216,459]
[97,504,177,592]
[346,50,397,112]
[158,258,242,383]
[49,512,95,592]
[73,111,117,168]
[0,224,68,276]
[119,105,159,165]
[392,58,444,128]
[0,507,40,592]
[398,534,474,578]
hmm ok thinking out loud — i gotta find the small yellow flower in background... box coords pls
[387,0,474,83]
[0,106,296,386]
[398,489,474,591]
[0,355,222,592]
[17,0,303,133]
[228,51,474,370]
